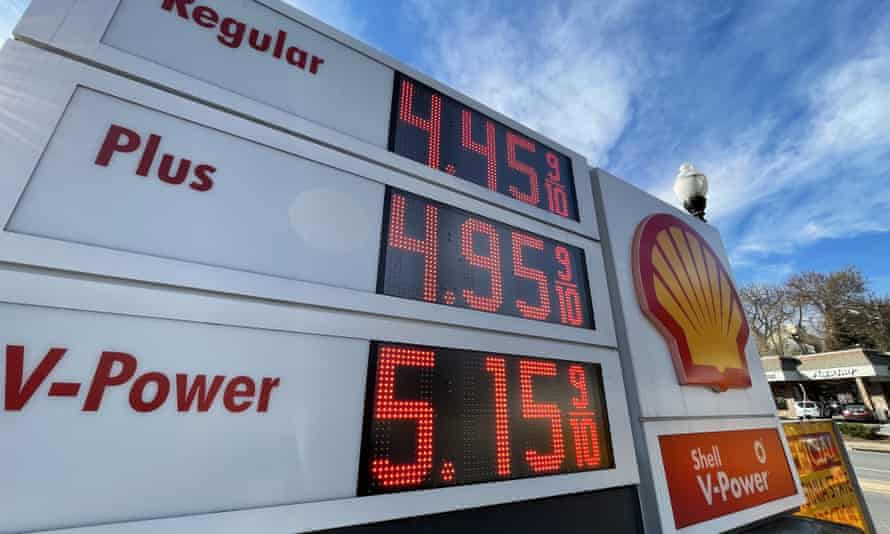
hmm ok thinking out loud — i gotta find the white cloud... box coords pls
[284,0,890,283]
[407,0,642,163]
[808,42,890,155]
[651,27,890,271]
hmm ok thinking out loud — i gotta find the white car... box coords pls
[794,400,820,419]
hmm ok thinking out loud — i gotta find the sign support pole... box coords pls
[832,421,878,534]
[591,168,662,534]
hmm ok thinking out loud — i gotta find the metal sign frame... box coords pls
[0,34,638,532]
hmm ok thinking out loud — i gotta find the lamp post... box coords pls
[673,163,708,222]
[796,383,808,404]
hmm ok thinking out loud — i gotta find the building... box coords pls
[764,348,890,422]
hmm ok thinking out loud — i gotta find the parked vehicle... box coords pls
[794,401,821,419]
[841,404,874,422]
[823,400,843,417]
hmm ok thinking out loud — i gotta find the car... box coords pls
[823,400,843,417]
[841,404,874,422]
[794,400,821,419]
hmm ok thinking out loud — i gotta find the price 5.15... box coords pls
[358,343,614,494]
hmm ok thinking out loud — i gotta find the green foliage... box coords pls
[835,297,890,353]
[837,422,880,440]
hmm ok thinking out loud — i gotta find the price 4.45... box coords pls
[389,75,579,220]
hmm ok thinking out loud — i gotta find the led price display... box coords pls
[378,188,594,329]
[389,73,580,220]
[358,342,613,494]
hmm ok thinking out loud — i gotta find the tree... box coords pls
[739,267,889,356]
[739,284,793,356]
[872,298,890,352]
[786,267,867,351]
[834,296,890,352]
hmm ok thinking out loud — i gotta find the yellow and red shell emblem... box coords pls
[632,214,751,392]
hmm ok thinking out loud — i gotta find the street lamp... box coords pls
[796,383,808,404]
[673,163,708,222]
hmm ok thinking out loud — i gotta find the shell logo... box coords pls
[632,214,751,392]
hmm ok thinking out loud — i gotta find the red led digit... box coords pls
[519,359,565,473]
[570,417,602,468]
[388,193,439,302]
[554,245,573,282]
[484,356,511,477]
[399,79,442,170]
[506,131,540,206]
[461,110,497,191]
[441,461,455,482]
[554,245,583,326]
[511,232,551,321]
[546,182,568,216]
[370,345,435,488]
[568,365,589,409]
[556,285,584,326]
[460,218,504,313]
[545,151,569,217]
[546,152,560,177]
[567,364,600,468]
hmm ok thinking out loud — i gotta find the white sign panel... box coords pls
[594,170,776,419]
[0,40,642,532]
[102,0,393,146]
[15,0,600,239]
[0,3,655,532]
[0,301,369,534]
[0,265,640,534]
[0,41,616,347]
[7,86,384,292]
[592,170,804,533]
[800,366,878,380]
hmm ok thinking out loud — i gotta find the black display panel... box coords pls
[378,188,594,329]
[389,73,580,220]
[321,487,643,533]
[358,342,614,495]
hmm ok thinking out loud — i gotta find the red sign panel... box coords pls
[659,428,798,528]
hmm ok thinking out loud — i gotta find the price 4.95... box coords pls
[378,188,594,329]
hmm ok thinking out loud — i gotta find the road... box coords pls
[850,449,890,533]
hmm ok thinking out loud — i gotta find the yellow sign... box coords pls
[783,421,873,533]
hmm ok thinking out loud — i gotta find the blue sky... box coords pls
[2,1,889,293]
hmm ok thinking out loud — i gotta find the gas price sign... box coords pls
[378,188,594,329]
[389,74,579,220]
[359,342,613,495]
